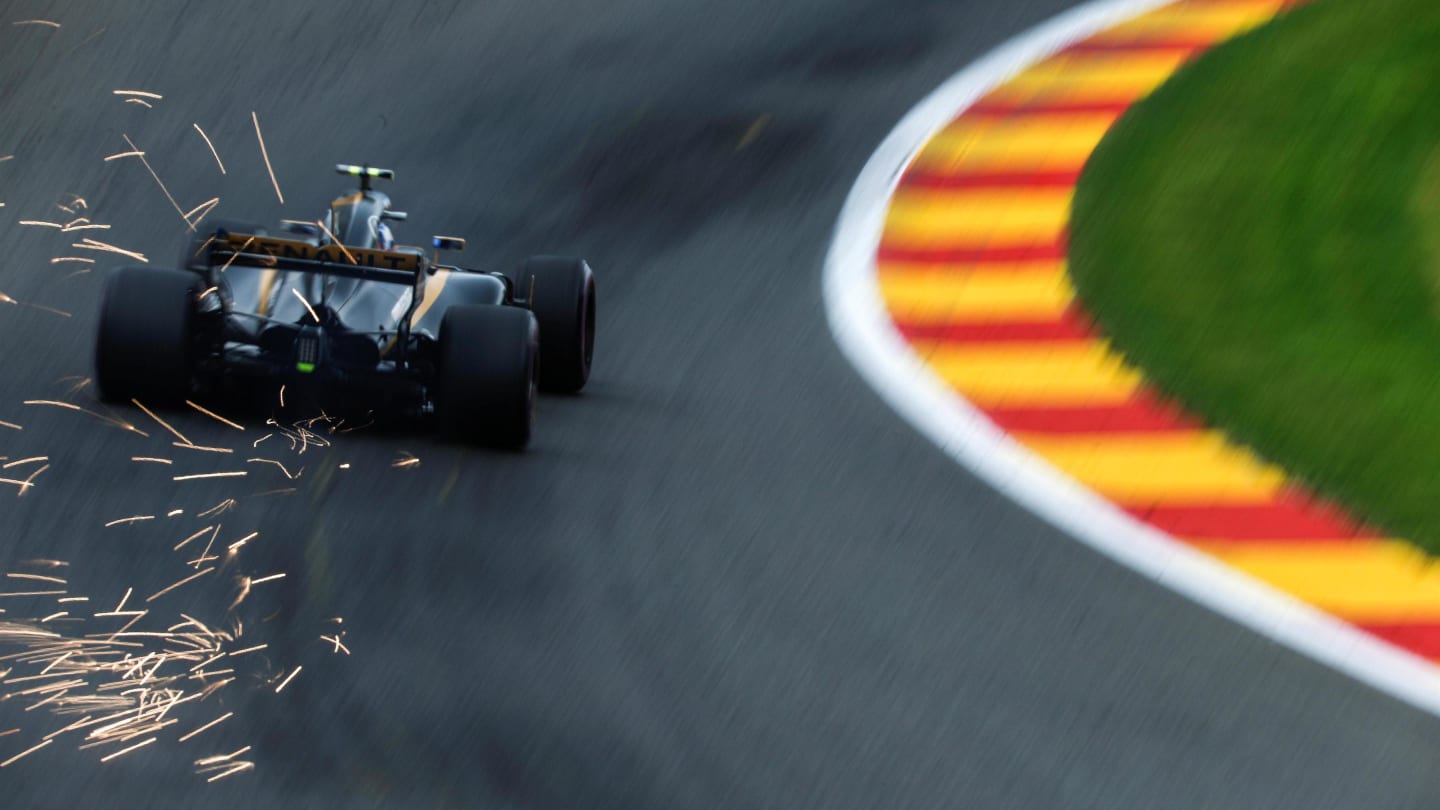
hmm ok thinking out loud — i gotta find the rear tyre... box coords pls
[95,266,200,404]
[435,305,538,449]
[511,256,595,393]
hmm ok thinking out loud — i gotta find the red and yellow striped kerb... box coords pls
[877,0,1440,662]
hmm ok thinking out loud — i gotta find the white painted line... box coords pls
[823,0,1440,715]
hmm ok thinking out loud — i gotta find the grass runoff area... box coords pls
[1069,0,1440,553]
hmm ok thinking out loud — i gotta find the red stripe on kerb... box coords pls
[1357,623,1440,659]
[899,169,1083,190]
[1134,493,1378,541]
[987,391,1201,434]
[893,317,1094,344]
[877,241,1068,263]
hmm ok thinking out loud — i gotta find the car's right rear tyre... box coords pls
[511,256,595,393]
[435,305,538,449]
[95,266,200,404]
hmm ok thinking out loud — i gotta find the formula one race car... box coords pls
[94,164,596,448]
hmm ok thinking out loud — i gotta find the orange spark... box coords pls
[185,400,244,430]
[273,666,301,694]
[172,472,246,482]
[103,516,154,528]
[177,711,231,742]
[145,568,213,603]
[192,124,225,174]
[251,112,283,204]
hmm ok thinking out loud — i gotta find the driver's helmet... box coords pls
[375,220,395,250]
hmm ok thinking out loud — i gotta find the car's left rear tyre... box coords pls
[435,304,538,449]
[95,266,200,404]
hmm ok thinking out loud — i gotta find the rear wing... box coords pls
[205,231,426,285]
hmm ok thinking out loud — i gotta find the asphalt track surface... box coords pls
[1,0,1438,807]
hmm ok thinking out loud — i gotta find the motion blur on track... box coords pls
[0,1,1436,809]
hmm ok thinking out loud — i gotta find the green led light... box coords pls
[296,362,316,374]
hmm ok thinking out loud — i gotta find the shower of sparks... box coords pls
[103,516,154,528]
[11,19,60,28]
[172,472,246,482]
[130,399,190,445]
[278,385,285,408]
[391,451,420,469]
[251,112,283,204]
[0,413,355,780]
[112,90,162,100]
[290,288,320,323]
[192,124,225,174]
[119,134,192,231]
[102,150,143,162]
[124,99,153,109]
[19,219,62,228]
[71,237,147,263]
[185,401,244,431]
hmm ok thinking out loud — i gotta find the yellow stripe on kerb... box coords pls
[1092,0,1289,44]
[885,189,1071,245]
[880,269,1072,323]
[914,116,1117,170]
[1018,431,1288,504]
[985,52,1193,102]
[918,341,1143,406]
[1196,540,1440,622]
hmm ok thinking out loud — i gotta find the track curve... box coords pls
[0,1,1437,808]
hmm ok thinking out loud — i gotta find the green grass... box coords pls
[1068,0,1440,552]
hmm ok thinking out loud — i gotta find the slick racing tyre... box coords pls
[95,266,200,404]
[511,256,595,393]
[436,304,538,449]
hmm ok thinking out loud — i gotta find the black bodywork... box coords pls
[189,177,512,416]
